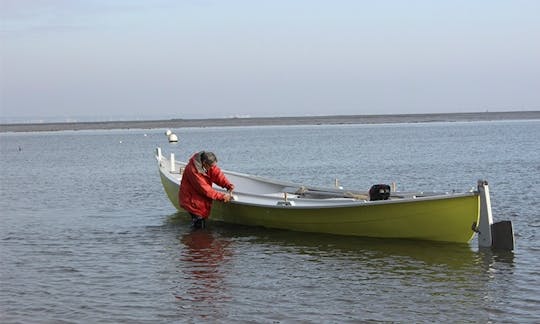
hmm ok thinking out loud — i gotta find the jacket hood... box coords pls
[192,152,206,174]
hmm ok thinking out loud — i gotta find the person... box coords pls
[179,151,235,229]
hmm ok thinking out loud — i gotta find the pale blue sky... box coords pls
[1,0,539,122]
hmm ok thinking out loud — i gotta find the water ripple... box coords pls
[2,122,540,322]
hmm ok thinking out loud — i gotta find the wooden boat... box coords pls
[155,148,513,247]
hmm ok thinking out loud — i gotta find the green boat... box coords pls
[156,148,513,247]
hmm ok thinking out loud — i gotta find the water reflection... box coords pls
[215,223,517,321]
[163,214,517,322]
[224,224,484,268]
[478,248,515,268]
[178,229,231,301]
[170,219,232,320]
[225,223,512,264]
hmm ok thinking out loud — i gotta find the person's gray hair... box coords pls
[200,151,218,164]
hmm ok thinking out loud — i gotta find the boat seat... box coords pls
[283,186,368,200]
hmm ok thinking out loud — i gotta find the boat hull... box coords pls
[157,154,480,243]
[211,195,479,243]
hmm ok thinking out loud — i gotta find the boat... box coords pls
[155,147,514,248]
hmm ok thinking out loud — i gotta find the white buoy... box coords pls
[165,129,172,136]
[168,133,178,143]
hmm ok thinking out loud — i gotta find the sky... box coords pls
[1,0,539,122]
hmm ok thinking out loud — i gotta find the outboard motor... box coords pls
[369,184,391,201]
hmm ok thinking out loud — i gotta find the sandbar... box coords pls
[1,111,539,133]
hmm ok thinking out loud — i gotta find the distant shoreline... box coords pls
[1,111,539,133]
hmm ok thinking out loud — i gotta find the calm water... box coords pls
[1,121,539,323]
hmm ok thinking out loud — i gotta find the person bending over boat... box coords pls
[179,151,235,229]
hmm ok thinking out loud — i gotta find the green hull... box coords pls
[211,195,479,243]
[160,170,479,243]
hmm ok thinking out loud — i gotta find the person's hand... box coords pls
[228,184,235,191]
[223,193,233,203]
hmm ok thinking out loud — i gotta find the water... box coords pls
[1,120,539,322]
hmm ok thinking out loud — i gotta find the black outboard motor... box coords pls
[369,184,391,201]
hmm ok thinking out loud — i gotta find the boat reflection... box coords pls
[165,212,515,318]
[214,222,514,272]
[213,222,516,312]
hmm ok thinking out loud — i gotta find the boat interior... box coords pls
[157,150,469,207]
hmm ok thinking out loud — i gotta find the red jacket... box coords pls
[179,152,233,218]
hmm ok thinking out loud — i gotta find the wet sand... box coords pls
[1,111,539,133]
